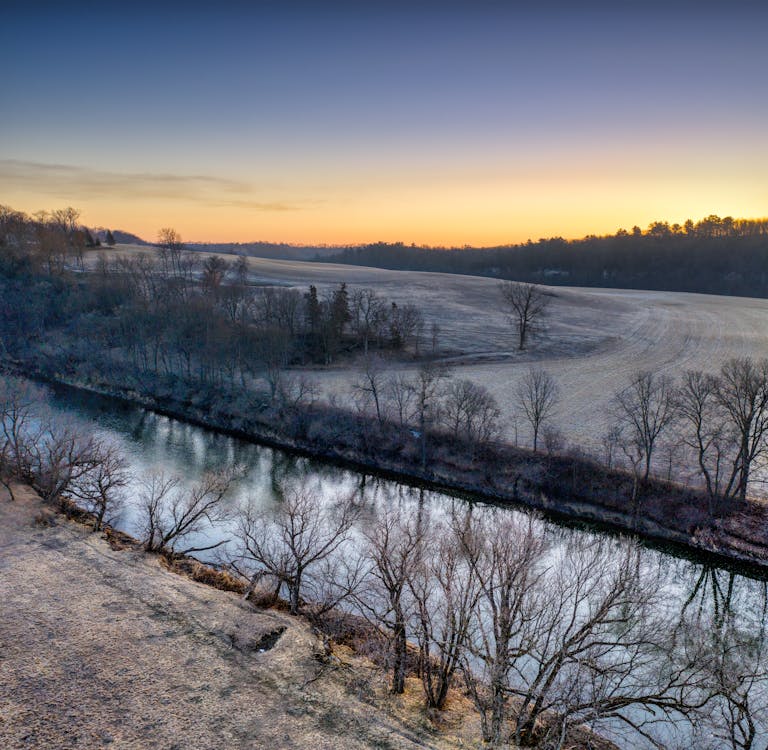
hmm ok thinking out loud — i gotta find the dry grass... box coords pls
[0,487,478,750]
[0,485,625,750]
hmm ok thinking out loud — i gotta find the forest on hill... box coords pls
[322,216,768,298]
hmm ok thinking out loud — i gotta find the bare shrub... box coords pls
[29,420,102,509]
[352,355,387,425]
[70,442,130,530]
[542,425,565,456]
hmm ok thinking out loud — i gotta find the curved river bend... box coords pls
[45,382,767,749]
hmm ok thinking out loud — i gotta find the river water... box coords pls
[45,382,768,749]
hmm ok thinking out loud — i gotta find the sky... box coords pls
[2,1,767,246]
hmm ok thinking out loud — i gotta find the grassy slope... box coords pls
[0,488,476,750]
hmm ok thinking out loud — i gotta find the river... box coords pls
[43,381,768,749]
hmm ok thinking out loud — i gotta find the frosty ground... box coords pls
[106,248,768,458]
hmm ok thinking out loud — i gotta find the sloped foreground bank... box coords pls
[0,487,474,750]
[1,488,625,750]
[6,361,768,575]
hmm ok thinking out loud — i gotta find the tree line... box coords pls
[0,210,424,394]
[324,215,768,298]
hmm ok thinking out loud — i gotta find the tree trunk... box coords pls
[391,618,407,694]
[289,573,302,615]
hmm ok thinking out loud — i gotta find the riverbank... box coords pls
[5,360,768,577]
[0,486,480,750]
[2,486,629,750]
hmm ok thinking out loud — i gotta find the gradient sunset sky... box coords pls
[2,1,766,246]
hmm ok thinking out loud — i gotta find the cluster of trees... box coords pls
[4,206,768,508]
[0,213,425,403]
[0,205,122,277]
[0,377,129,530]
[349,351,768,512]
[350,359,502,463]
[325,216,768,298]
[604,360,768,513]
[118,468,768,748]
[232,491,706,748]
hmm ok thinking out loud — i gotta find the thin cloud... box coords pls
[0,160,309,211]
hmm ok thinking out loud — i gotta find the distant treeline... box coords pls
[321,216,768,298]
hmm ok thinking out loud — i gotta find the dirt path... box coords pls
[0,489,462,750]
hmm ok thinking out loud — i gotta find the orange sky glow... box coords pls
[2,4,766,247]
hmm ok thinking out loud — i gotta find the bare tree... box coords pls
[458,511,548,746]
[254,287,302,337]
[459,511,707,748]
[256,327,292,402]
[408,519,480,710]
[430,321,440,357]
[351,288,386,355]
[201,254,229,293]
[0,379,116,514]
[156,227,196,299]
[412,361,451,469]
[70,442,131,531]
[139,468,237,556]
[677,569,768,750]
[157,227,184,276]
[613,370,676,481]
[274,373,319,434]
[353,354,387,425]
[710,588,768,750]
[0,377,47,499]
[388,301,423,350]
[356,505,426,695]
[234,481,359,616]
[385,373,417,428]
[715,357,768,501]
[601,425,621,470]
[516,367,560,453]
[500,281,550,351]
[507,537,707,748]
[677,370,734,510]
[29,420,100,509]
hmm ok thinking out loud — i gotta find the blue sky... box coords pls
[2,1,766,244]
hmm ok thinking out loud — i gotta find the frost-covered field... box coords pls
[104,248,768,455]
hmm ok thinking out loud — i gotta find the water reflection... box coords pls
[46,383,768,748]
